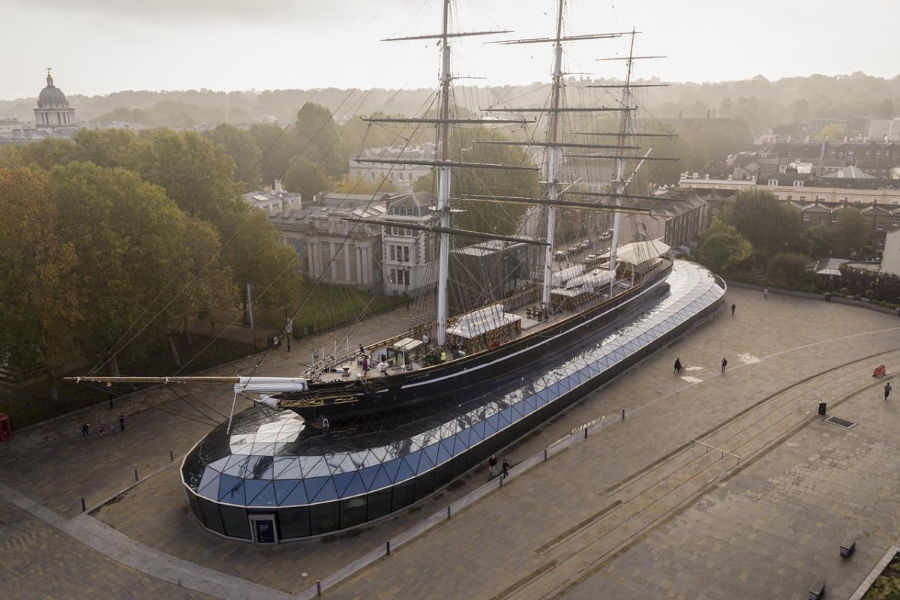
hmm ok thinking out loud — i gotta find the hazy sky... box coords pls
[3,0,898,100]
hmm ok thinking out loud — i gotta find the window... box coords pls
[893,217,900,226]
[767,179,778,186]
[800,196,806,201]
[877,220,884,230]
[832,213,838,223]
[787,195,792,201]
[389,268,396,284]
[793,180,804,187]
[390,246,396,261]
[803,213,810,221]
[403,247,410,263]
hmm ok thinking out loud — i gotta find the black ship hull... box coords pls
[277,263,673,422]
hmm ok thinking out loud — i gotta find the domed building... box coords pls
[34,69,77,133]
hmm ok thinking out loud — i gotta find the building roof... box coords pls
[814,258,849,277]
[37,72,69,108]
[823,165,875,179]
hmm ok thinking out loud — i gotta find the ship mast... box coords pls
[540,0,566,316]
[608,30,638,274]
[435,0,453,347]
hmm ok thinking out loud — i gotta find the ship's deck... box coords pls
[314,262,658,385]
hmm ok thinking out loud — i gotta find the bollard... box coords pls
[170,450,175,463]
[584,428,588,439]
[544,448,548,462]
[134,468,139,482]
[81,497,86,512]
[500,475,504,488]
[622,409,625,420]
[316,580,322,596]
[447,505,451,520]
[386,540,391,555]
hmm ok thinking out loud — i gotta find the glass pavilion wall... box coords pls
[181,261,726,541]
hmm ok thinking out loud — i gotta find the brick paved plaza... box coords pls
[2,287,899,599]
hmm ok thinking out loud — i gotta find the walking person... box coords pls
[81,422,90,439]
[118,414,125,432]
[731,303,736,316]
[501,458,510,480]
[98,422,106,437]
[721,357,728,373]
[885,382,893,402]
[488,455,498,478]
[674,358,683,373]
[763,288,768,300]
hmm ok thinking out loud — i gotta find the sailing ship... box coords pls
[72,0,678,425]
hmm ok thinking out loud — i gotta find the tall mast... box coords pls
[435,0,452,347]
[540,0,566,316]
[608,30,637,274]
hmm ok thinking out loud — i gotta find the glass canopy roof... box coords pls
[182,260,725,508]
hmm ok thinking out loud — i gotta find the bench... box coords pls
[809,577,826,600]
[840,534,858,557]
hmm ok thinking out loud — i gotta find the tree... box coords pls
[766,253,811,289]
[878,98,895,120]
[413,127,540,235]
[282,157,331,201]
[218,204,303,323]
[12,139,77,171]
[720,189,803,257]
[698,217,752,274]
[73,128,145,169]
[131,129,239,222]
[48,162,230,373]
[293,103,352,179]
[0,167,83,399]
[804,224,833,257]
[831,207,868,256]
[786,99,810,124]
[817,124,845,140]
[203,124,263,187]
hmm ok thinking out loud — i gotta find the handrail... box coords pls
[691,438,743,464]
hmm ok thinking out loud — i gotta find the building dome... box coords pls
[37,72,70,108]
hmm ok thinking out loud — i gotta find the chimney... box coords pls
[274,179,283,193]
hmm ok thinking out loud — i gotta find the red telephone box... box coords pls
[0,413,11,441]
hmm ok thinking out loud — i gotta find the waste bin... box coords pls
[818,402,827,416]
[0,413,11,441]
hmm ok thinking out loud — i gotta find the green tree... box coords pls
[720,189,803,257]
[218,205,303,322]
[293,103,352,179]
[831,207,868,256]
[13,139,77,171]
[804,224,833,257]
[413,127,540,235]
[48,162,230,373]
[73,128,145,169]
[698,217,753,274]
[132,129,239,222]
[817,124,845,140]
[282,157,331,201]
[203,124,263,186]
[878,98,895,120]
[0,167,83,399]
[766,253,811,289]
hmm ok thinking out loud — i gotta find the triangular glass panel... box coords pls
[471,421,486,440]
[435,441,453,464]
[454,431,470,451]
[302,476,329,501]
[332,472,356,497]
[395,458,416,483]
[311,478,339,503]
[404,450,422,473]
[275,480,302,505]
[440,437,456,457]
[358,465,380,491]
[247,481,276,506]
[381,458,402,483]
[370,466,393,491]
[341,473,367,498]
[456,427,471,448]
[218,475,245,504]
[197,473,220,499]
[418,449,435,471]
[223,457,250,477]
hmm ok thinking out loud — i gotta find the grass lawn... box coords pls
[259,283,403,334]
[863,553,900,600]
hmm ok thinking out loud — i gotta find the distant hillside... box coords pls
[2,72,899,134]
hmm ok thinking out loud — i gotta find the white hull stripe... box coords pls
[401,275,668,390]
